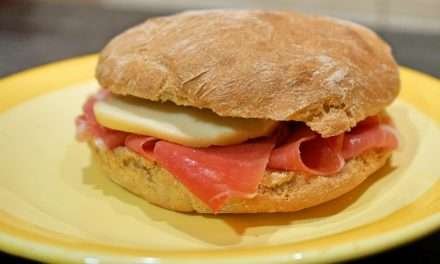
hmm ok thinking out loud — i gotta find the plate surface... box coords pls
[0,55,439,264]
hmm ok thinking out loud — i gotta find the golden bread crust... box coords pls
[88,141,391,213]
[96,10,399,137]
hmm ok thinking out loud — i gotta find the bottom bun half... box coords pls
[88,141,391,214]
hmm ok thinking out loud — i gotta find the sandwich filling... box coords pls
[76,90,398,212]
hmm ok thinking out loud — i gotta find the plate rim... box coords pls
[0,55,439,264]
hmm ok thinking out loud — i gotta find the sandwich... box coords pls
[75,10,400,214]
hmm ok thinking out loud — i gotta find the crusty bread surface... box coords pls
[96,10,400,137]
[88,141,391,213]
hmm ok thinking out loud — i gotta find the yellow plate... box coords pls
[0,55,439,264]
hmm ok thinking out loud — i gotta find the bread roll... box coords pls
[96,10,399,137]
[89,141,390,213]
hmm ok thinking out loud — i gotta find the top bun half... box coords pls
[96,10,400,137]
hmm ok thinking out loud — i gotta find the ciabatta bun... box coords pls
[96,10,399,137]
[89,141,390,213]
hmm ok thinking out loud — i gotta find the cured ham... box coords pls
[125,135,158,161]
[268,117,397,175]
[268,125,345,175]
[342,116,399,159]
[153,139,274,212]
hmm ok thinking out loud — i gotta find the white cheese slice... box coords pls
[94,95,278,147]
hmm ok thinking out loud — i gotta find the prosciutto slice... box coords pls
[125,135,158,161]
[268,125,345,175]
[153,139,274,212]
[342,116,399,159]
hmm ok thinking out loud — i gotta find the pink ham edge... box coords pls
[342,123,399,159]
[76,90,128,149]
[153,139,275,213]
[268,125,345,175]
[125,135,158,161]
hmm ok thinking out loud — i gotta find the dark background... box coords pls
[1,1,439,78]
[0,1,439,263]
